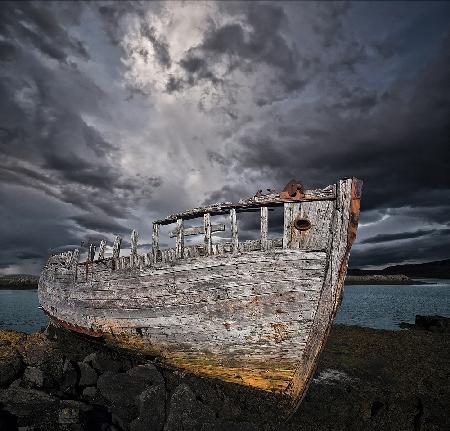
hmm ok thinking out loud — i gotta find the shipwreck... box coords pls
[38,177,362,414]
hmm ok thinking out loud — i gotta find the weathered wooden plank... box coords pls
[175,218,184,259]
[283,203,294,248]
[230,208,238,253]
[155,186,336,225]
[143,252,153,267]
[169,223,225,238]
[260,206,269,251]
[71,249,80,267]
[88,244,96,262]
[112,236,122,259]
[98,240,107,260]
[204,213,212,255]
[288,177,362,407]
[290,201,333,251]
[130,230,139,267]
[238,239,261,252]
[152,223,159,263]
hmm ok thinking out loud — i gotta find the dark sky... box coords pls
[0,1,449,274]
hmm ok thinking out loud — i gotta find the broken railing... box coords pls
[46,181,336,273]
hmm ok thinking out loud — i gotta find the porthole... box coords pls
[294,217,311,231]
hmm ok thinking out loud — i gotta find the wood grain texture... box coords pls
[98,240,107,260]
[169,223,225,238]
[204,213,212,256]
[152,223,159,264]
[38,178,362,415]
[130,229,139,267]
[260,207,268,251]
[112,236,122,259]
[155,186,336,225]
[39,249,326,394]
[230,208,238,253]
[175,219,184,259]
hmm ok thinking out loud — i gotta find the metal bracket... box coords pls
[279,179,304,200]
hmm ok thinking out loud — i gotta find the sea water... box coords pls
[1,281,450,333]
[0,289,48,333]
[334,280,450,330]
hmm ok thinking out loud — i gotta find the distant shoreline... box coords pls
[0,275,38,290]
[0,285,37,290]
[345,274,428,285]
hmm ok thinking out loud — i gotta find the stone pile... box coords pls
[1,322,449,431]
[0,325,267,431]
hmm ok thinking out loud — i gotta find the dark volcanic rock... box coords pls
[130,384,166,431]
[0,387,60,429]
[82,385,98,400]
[78,361,98,387]
[164,384,216,431]
[86,351,123,374]
[415,315,450,333]
[0,345,22,388]
[399,315,450,333]
[0,323,449,430]
[60,359,78,395]
[22,366,45,389]
[97,365,165,425]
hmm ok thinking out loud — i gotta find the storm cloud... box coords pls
[0,1,449,273]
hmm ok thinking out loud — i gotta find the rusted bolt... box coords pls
[293,216,311,231]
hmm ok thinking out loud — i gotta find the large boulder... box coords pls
[84,351,123,374]
[127,364,165,386]
[0,387,60,430]
[22,366,45,389]
[0,345,22,388]
[415,315,450,333]
[164,384,216,431]
[60,359,78,395]
[78,361,98,387]
[97,364,166,425]
[130,384,166,431]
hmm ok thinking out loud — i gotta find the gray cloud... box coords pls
[360,229,439,245]
[1,1,449,273]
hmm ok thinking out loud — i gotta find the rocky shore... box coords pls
[0,323,449,431]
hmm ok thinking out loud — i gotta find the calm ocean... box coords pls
[1,281,449,333]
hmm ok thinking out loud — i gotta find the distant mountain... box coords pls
[349,259,450,279]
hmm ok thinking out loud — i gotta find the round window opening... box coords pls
[294,217,312,231]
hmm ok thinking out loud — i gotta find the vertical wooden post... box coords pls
[283,203,294,249]
[176,218,184,259]
[112,235,122,259]
[130,229,139,267]
[71,249,80,267]
[98,240,107,260]
[152,223,159,263]
[289,203,301,250]
[88,244,96,262]
[230,208,238,253]
[71,249,80,281]
[204,213,212,255]
[260,206,268,251]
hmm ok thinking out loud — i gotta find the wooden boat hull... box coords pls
[38,178,361,414]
